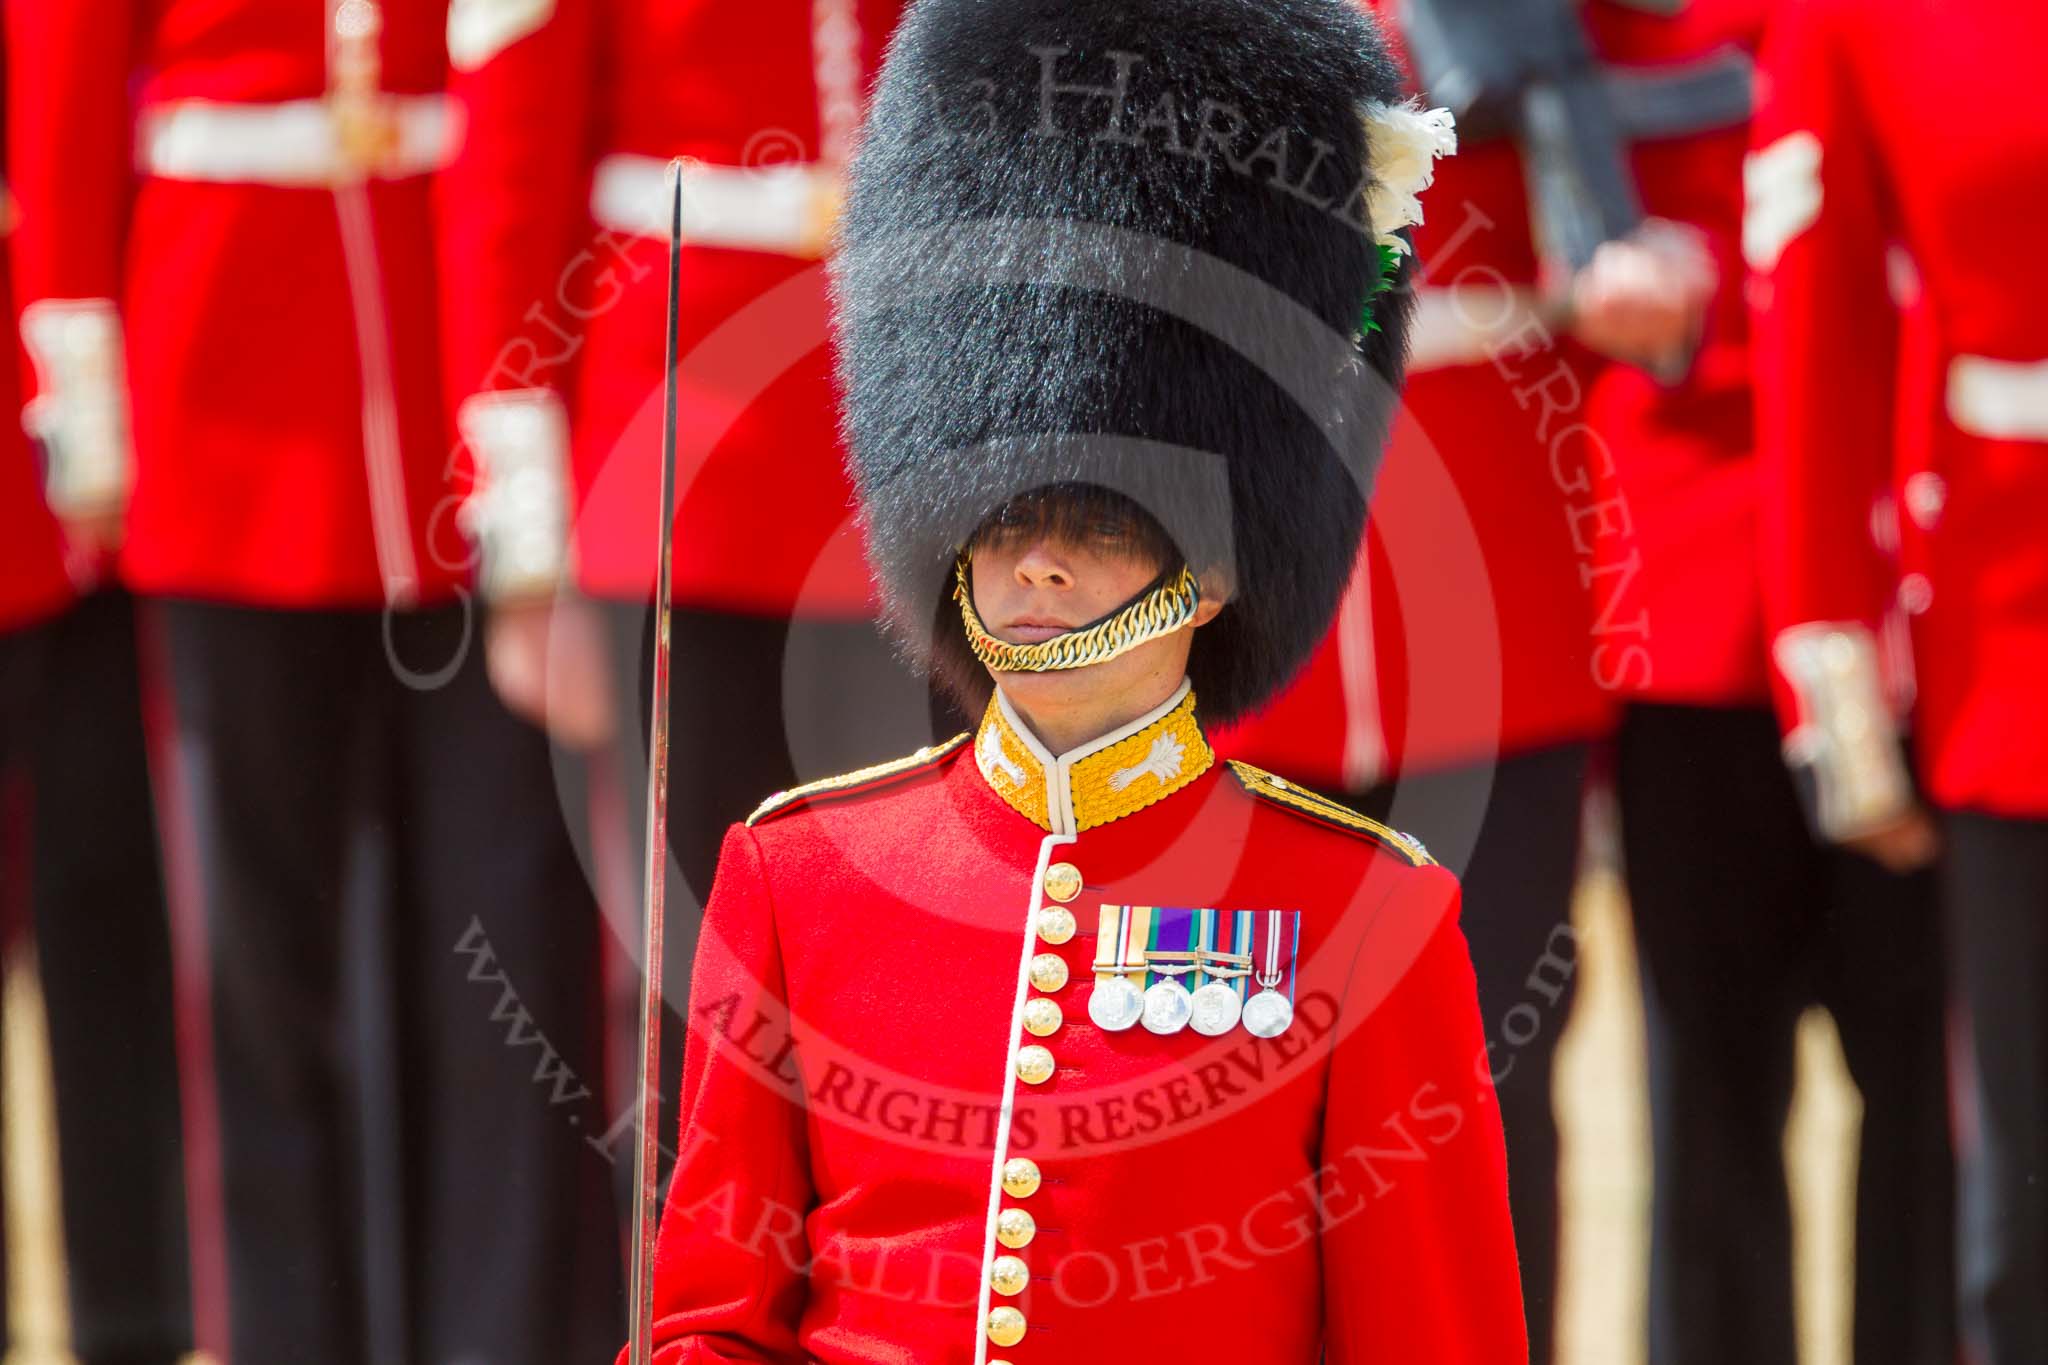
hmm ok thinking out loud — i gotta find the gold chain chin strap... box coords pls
[953,554,1201,673]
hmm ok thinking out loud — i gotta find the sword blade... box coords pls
[628,158,686,1365]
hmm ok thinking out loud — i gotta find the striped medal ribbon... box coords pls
[1140,907,1198,1035]
[1240,910,1301,1038]
[1089,905,1146,1032]
[1189,910,1253,1036]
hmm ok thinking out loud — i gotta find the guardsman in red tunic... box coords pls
[438,0,925,1187]
[1564,4,1960,1364]
[1749,2,2048,1358]
[634,0,1525,1360]
[6,2,617,1360]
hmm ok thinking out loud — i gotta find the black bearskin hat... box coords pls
[834,0,1419,723]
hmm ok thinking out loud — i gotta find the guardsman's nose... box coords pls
[1012,539,1075,591]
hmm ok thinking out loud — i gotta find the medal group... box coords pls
[1084,906,1302,1039]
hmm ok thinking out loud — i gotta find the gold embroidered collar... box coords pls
[973,680,1214,835]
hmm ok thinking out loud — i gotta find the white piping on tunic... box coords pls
[970,678,1193,1360]
[1334,556,1387,791]
[333,183,420,605]
[972,829,1074,1365]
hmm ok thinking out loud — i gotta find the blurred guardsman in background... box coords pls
[636,0,1528,1358]
[0,128,192,1363]
[1227,1,1688,1355]
[1237,1,1956,1359]
[1572,3,1956,1361]
[1750,2,2048,1359]
[6,1,617,1360]
[439,0,920,1187]
[1215,16,1609,1358]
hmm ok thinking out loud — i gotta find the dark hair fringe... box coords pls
[965,484,1184,574]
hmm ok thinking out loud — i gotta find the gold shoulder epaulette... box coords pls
[746,732,971,827]
[1224,759,1436,867]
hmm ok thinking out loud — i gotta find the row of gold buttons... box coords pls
[985,861,1085,1354]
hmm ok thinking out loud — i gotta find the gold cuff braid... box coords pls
[954,555,1200,673]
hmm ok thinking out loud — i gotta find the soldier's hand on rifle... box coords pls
[1567,217,1717,375]
[485,594,616,751]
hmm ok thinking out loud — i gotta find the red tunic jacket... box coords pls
[639,682,1526,1363]
[7,0,464,608]
[1750,0,2048,819]
[440,0,902,614]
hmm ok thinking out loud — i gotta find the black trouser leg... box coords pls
[388,605,622,1364]
[1356,742,1589,1365]
[1624,702,1957,1365]
[1620,704,1807,1365]
[1816,833,1955,1365]
[1944,810,2048,1365]
[154,601,373,1365]
[28,591,193,1365]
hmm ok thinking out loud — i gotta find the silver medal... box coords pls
[1188,980,1243,1036]
[1240,988,1294,1038]
[1141,978,1193,1034]
[1088,975,1145,1032]
[1240,912,1295,1038]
